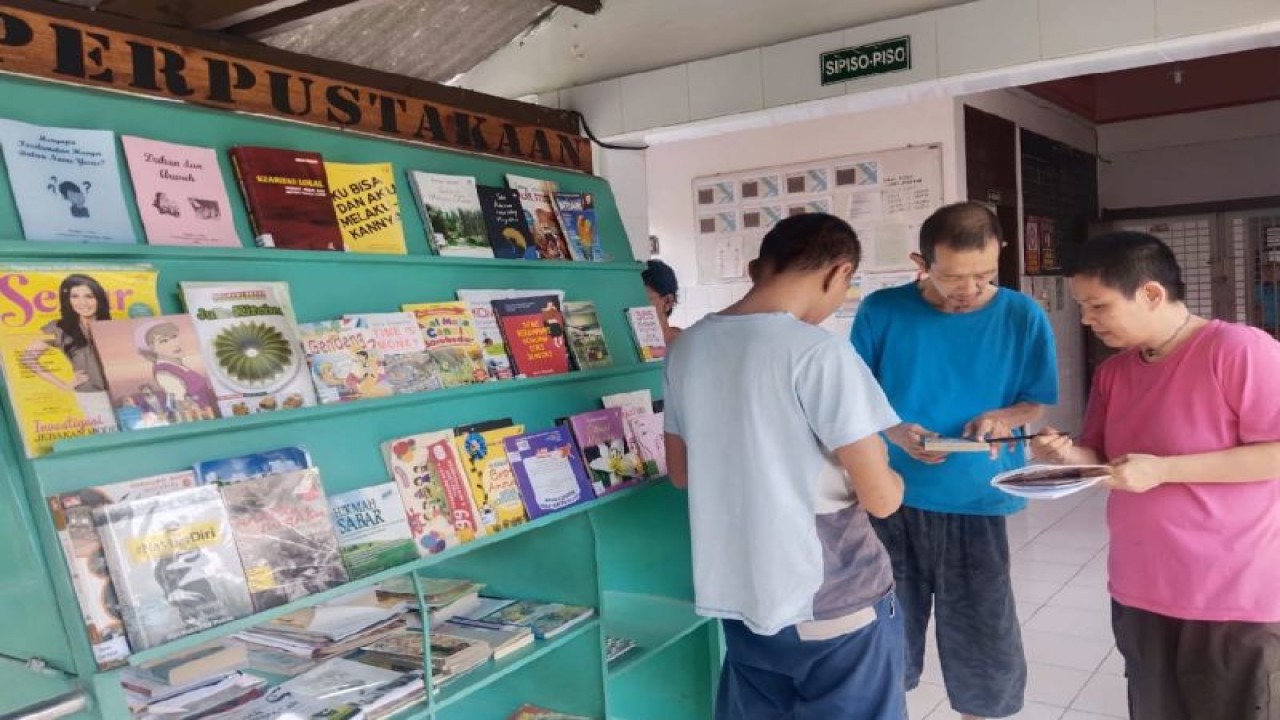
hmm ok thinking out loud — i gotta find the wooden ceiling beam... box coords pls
[218,0,382,37]
[549,0,602,14]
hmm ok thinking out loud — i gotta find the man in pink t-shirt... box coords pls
[1034,231,1280,720]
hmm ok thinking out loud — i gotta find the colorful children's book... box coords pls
[0,264,161,456]
[401,301,487,388]
[552,192,604,262]
[407,171,491,257]
[566,408,644,496]
[297,320,393,404]
[93,484,254,651]
[454,419,528,534]
[601,389,653,465]
[503,427,595,519]
[91,315,221,430]
[505,175,572,260]
[325,161,406,255]
[0,119,135,243]
[384,429,483,549]
[48,470,198,668]
[181,282,317,416]
[477,186,537,260]
[491,295,571,378]
[454,289,565,381]
[228,146,344,251]
[562,301,612,370]
[627,412,667,478]
[625,306,667,362]
[341,312,442,395]
[120,136,240,247]
[195,446,313,485]
[328,482,418,580]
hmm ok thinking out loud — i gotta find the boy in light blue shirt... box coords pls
[665,213,907,720]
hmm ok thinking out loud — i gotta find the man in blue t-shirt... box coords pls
[852,202,1058,720]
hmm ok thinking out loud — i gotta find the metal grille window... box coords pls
[1232,211,1280,339]
[1116,217,1217,319]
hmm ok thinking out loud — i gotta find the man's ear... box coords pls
[822,263,851,293]
[910,252,929,275]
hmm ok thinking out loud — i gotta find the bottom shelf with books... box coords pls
[607,625,718,720]
[602,592,707,680]
[436,620,600,711]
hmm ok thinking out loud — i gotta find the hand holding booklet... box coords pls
[990,464,1111,500]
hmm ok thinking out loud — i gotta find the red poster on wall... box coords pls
[1024,216,1042,275]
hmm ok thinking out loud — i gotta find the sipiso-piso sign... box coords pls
[820,37,912,86]
[0,2,592,172]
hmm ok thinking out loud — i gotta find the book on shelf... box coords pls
[297,320,394,404]
[195,446,313,485]
[243,643,317,677]
[0,264,161,456]
[180,282,317,416]
[438,619,534,661]
[325,161,407,255]
[401,301,488,387]
[91,314,222,430]
[407,171,492,258]
[427,632,492,685]
[47,470,198,668]
[627,412,667,478]
[131,670,266,719]
[562,301,612,371]
[383,430,485,546]
[491,295,572,378]
[565,408,644,496]
[503,426,596,519]
[130,638,248,688]
[220,467,349,612]
[505,175,572,260]
[552,192,604,262]
[455,288,565,381]
[453,419,528,534]
[237,608,407,661]
[600,389,653,464]
[120,136,241,248]
[507,704,594,720]
[93,484,254,651]
[0,119,135,243]
[605,635,639,666]
[341,312,443,395]
[625,306,667,362]
[479,599,596,641]
[477,185,537,260]
[328,482,419,580]
[280,657,403,705]
[228,146,344,251]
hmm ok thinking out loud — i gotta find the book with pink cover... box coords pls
[565,408,644,496]
[120,136,240,247]
[627,412,666,478]
[91,315,221,430]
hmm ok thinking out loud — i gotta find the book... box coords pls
[0,119,135,243]
[48,470,198,668]
[477,186,537,259]
[0,264,161,456]
[605,636,639,666]
[328,482,418,580]
[91,315,221,429]
[503,427,595,519]
[922,437,993,453]
[244,644,316,677]
[454,420,528,534]
[625,306,667,362]
[120,136,240,247]
[562,301,612,370]
[627,412,667,478]
[438,620,533,660]
[600,389,653,461]
[428,632,492,675]
[195,446,313,485]
[506,175,572,260]
[401,301,487,387]
[455,289,565,381]
[297,320,394,404]
[325,161,406,255]
[480,599,595,640]
[342,312,443,395]
[552,192,604,262]
[383,430,484,545]
[180,282,317,416]
[132,639,247,687]
[93,484,253,651]
[407,171,491,257]
[228,146,344,251]
[281,657,402,704]
[491,295,571,378]
[220,467,349,611]
[566,408,644,496]
[991,465,1111,500]
[507,705,593,720]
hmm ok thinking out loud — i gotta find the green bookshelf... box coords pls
[0,70,719,720]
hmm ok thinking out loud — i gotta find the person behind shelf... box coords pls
[1254,256,1280,339]
[664,212,906,720]
[1031,231,1280,720]
[641,258,682,344]
[851,201,1058,720]
[21,274,111,399]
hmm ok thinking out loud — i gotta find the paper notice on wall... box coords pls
[696,235,746,283]
[847,191,882,223]
[870,219,915,270]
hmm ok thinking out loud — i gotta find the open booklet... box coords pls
[990,465,1111,500]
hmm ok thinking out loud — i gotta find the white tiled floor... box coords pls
[908,487,1130,719]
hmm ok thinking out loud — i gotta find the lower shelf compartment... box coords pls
[436,619,601,710]
[602,592,709,680]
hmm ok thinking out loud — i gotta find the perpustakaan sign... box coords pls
[0,4,592,172]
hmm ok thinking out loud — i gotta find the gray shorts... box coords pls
[872,507,1026,718]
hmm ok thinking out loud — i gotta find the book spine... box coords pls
[228,150,268,248]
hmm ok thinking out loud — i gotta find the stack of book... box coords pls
[235,602,407,661]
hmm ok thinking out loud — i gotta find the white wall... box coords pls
[644,96,962,328]
[1098,101,1280,209]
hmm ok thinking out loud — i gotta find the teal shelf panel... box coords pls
[435,621,600,711]
[0,657,87,717]
[602,592,709,681]
[123,482,663,666]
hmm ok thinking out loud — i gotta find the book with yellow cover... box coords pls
[401,301,487,388]
[326,162,407,255]
[453,419,528,534]
[0,265,161,456]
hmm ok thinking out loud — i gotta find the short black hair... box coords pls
[642,259,679,297]
[919,202,1002,264]
[1066,231,1185,302]
[756,213,860,275]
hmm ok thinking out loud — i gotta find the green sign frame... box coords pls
[820,37,912,86]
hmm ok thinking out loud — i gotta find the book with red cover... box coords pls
[228,146,344,251]
[490,295,571,378]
